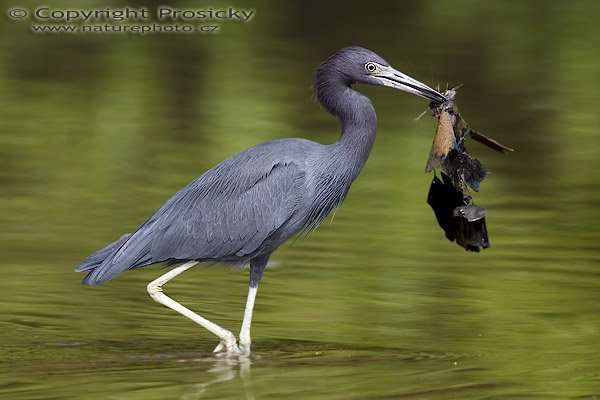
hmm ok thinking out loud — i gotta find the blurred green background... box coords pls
[1,0,598,399]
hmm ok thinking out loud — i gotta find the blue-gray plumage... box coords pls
[75,47,446,354]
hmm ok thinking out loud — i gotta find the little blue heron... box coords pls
[76,47,446,354]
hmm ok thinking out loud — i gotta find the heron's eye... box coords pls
[365,62,377,73]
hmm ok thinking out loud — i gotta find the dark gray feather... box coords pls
[79,139,315,285]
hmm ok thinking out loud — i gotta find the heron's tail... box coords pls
[75,234,131,272]
[75,232,154,286]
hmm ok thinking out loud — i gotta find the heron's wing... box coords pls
[149,160,307,260]
[82,155,307,285]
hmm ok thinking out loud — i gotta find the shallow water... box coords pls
[1,1,599,399]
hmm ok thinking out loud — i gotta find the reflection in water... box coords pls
[180,355,253,400]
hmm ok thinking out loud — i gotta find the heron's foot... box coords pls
[238,339,251,355]
[213,336,241,355]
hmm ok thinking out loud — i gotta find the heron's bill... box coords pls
[375,67,447,103]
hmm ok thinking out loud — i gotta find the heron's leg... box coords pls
[238,256,268,354]
[147,261,239,354]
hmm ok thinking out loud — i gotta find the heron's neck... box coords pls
[315,76,377,166]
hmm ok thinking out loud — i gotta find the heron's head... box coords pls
[319,47,447,103]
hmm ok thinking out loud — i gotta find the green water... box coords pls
[1,1,599,399]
